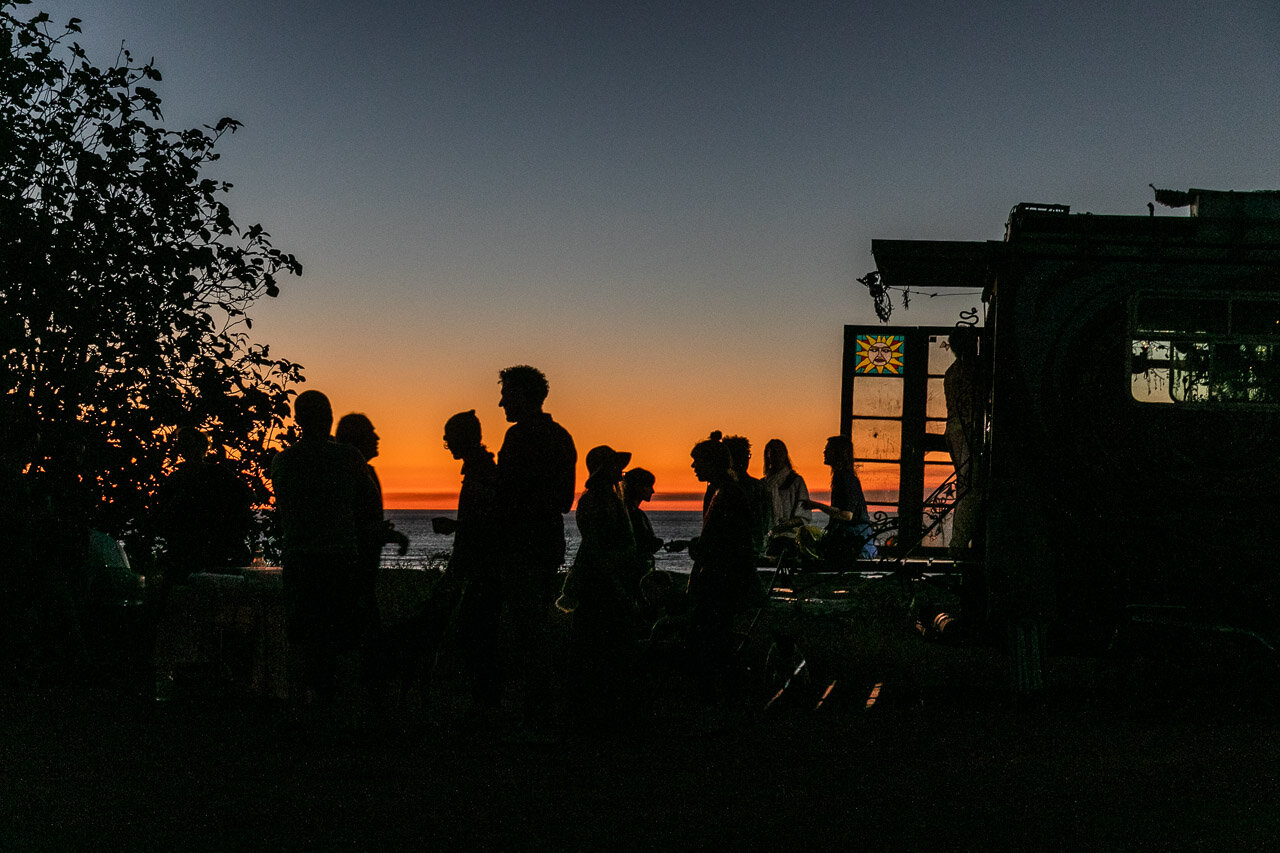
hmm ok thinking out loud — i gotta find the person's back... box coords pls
[452,445,499,579]
[723,435,769,556]
[498,412,577,569]
[691,476,758,603]
[270,436,368,561]
[826,465,876,564]
[494,365,577,729]
[496,366,577,597]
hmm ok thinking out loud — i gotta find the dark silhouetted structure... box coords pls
[944,328,981,559]
[863,189,1280,691]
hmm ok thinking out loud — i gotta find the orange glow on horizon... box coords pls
[303,358,907,514]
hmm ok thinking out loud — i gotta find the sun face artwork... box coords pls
[855,334,905,374]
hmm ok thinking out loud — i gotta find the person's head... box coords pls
[823,435,854,471]
[623,467,656,505]
[498,365,549,423]
[443,410,484,459]
[639,569,675,609]
[763,438,792,477]
[293,390,333,437]
[949,327,979,362]
[175,427,210,464]
[723,435,751,475]
[690,431,733,484]
[585,444,631,490]
[335,413,378,461]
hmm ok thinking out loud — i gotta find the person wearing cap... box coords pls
[562,444,640,730]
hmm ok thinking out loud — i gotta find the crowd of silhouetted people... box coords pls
[0,363,883,736]
[266,365,882,734]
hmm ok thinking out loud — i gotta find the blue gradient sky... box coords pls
[27,1,1280,504]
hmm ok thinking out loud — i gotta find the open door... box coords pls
[840,325,983,556]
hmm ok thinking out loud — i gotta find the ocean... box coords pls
[382,509,706,575]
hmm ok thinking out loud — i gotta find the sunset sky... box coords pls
[29,1,1280,508]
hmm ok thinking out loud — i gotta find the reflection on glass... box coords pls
[1131,294,1280,407]
[1131,339,1173,404]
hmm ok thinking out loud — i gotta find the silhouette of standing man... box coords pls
[270,390,377,704]
[496,365,576,726]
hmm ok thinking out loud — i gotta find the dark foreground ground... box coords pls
[2,597,1279,851]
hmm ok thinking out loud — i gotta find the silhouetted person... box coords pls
[623,467,662,587]
[945,327,981,559]
[723,435,769,557]
[761,438,811,557]
[687,431,763,704]
[0,413,37,682]
[802,435,877,567]
[335,412,409,686]
[428,410,501,710]
[29,430,93,681]
[155,427,255,587]
[496,364,577,727]
[562,445,639,731]
[269,390,378,703]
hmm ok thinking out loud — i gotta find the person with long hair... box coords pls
[802,435,877,566]
[561,445,640,730]
[760,438,811,556]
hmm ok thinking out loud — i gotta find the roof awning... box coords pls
[870,239,1000,291]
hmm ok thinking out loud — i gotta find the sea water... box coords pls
[382,509,705,575]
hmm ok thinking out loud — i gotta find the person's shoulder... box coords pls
[463,451,498,481]
[269,445,294,474]
[324,440,365,464]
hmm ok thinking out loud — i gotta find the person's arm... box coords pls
[800,498,854,522]
[383,522,410,555]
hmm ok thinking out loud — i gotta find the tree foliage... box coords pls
[0,1,304,554]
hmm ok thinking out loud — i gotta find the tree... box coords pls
[0,1,304,560]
